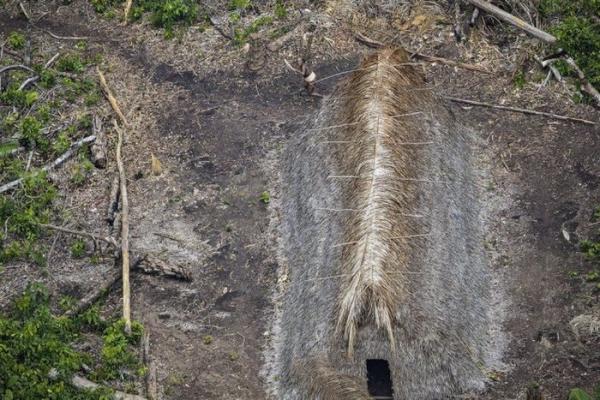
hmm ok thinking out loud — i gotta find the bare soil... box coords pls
[1,1,600,399]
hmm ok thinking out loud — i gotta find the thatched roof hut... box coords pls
[268,48,503,399]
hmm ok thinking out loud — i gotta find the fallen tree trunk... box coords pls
[464,0,556,43]
[135,254,193,281]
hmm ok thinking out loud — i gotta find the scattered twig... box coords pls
[412,53,492,74]
[114,120,131,334]
[0,64,36,75]
[0,135,96,194]
[463,0,556,43]
[40,223,118,249]
[18,52,61,91]
[353,32,491,74]
[564,56,600,107]
[97,68,129,128]
[534,55,562,83]
[91,115,107,168]
[454,0,464,42]
[25,149,34,171]
[18,75,39,91]
[470,7,480,27]
[19,2,31,21]
[354,32,383,48]
[444,96,596,125]
[1,48,24,61]
[39,29,88,41]
[44,53,60,69]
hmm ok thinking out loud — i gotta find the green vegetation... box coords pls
[0,171,57,267]
[89,0,289,41]
[7,31,25,49]
[233,15,273,45]
[568,387,600,400]
[91,0,199,37]
[0,284,147,399]
[259,190,270,204]
[70,239,86,258]
[95,320,144,380]
[0,29,102,268]
[540,0,600,97]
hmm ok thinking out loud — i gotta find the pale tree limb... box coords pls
[564,56,600,107]
[114,120,131,334]
[40,223,118,248]
[97,67,129,128]
[123,0,133,24]
[444,96,596,125]
[463,0,556,43]
[71,374,147,400]
[0,135,96,194]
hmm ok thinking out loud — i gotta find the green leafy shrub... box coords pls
[20,116,49,151]
[274,0,287,19]
[7,31,25,49]
[0,284,110,399]
[540,0,600,91]
[95,320,143,380]
[56,54,86,73]
[70,239,86,258]
[147,0,198,32]
[0,170,56,265]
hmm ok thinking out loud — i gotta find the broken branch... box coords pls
[97,68,129,128]
[64,269,121,317]
[114,120,132,334]
[40,223,118,248]
[0,135,96,194]
[463,0,556,43]
[444,96,596,125]
[563,56,600,107]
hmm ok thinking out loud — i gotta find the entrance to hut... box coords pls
[366,359,394,399]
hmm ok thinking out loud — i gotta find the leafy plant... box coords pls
[7,31,25,49]
[0,284,111,399]
[56,54,86,73]
[95,320,143,380]
[259,190,270,204]
[0,170,56,265]
[70,239,86,258]
[274,0,287,19]
[539,0,600,97]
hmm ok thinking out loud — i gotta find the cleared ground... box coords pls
[1,1,599,398]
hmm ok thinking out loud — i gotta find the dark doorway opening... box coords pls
[366,359,394,399]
